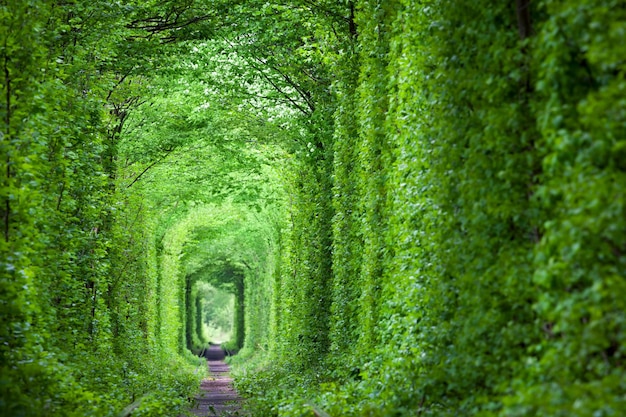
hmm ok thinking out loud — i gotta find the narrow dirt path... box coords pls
[190,344,241,416]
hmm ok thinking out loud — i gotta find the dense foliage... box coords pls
[2,1,624,416]
[227,1,626,416]
[0,1,209,416]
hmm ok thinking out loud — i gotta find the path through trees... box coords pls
[190,345,241,417]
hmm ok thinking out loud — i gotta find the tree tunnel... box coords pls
[184,262,245,354]
[4,2,625,416]
[108,53,288,366]
[158,200,283,362]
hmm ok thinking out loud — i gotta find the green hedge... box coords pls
[234,1,626,416]
[0,2,203,415]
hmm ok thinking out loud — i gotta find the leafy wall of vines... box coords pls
[235,1,626,416]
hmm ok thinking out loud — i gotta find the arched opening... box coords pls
[196,283,234,344]
[185,262,246,356]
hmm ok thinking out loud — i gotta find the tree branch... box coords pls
[4,50,11,242]
[247,59,311,116]
[125,149,174,188]
[515,0,532,40]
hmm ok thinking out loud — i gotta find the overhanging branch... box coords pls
[125,148,175,188]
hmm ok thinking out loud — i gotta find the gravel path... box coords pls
[189,345,241,416]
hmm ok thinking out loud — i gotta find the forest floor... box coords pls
[189,344,242,416]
